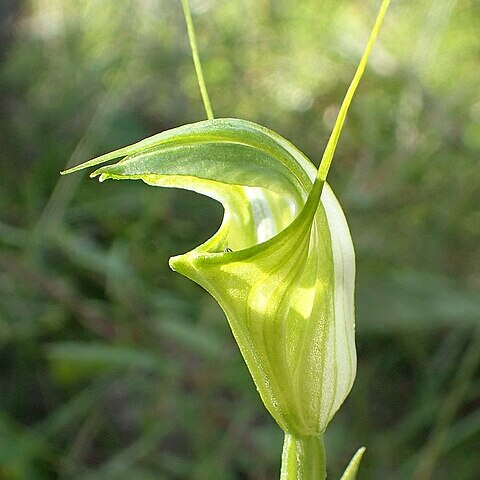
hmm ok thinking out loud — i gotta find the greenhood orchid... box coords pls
[62,1,390,478]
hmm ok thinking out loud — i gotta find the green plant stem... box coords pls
[180,0,214,120]
[280,434,326,480]
[317,0,390,182]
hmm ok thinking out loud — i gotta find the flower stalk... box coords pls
[280,435,327,480]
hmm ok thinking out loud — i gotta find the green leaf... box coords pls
[340,447,366,480]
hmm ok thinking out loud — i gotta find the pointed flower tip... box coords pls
[60,161,95,176]
[92,172,106,181]
[169,253,195,277]
[168,255,182,272]
[60,166,79,176]
[169,250,216,279]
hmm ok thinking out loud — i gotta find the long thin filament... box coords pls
[180,0,215,120]
[317,0,390,182]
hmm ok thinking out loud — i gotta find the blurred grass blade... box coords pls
[46,342,164,379]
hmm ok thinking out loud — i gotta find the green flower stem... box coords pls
[280,434,326,480]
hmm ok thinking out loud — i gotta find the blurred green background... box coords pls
[1,0,479,479]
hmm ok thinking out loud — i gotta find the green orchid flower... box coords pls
[62,1,390,478]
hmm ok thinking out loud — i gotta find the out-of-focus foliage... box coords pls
[0,1,479,479]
